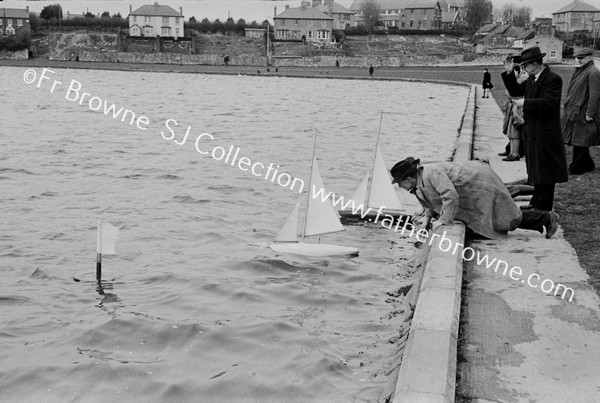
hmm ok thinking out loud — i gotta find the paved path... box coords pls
[457,93,600,402]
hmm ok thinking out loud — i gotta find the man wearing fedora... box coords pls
[389,157,559,239]
[501,46,568,212]
[562,47,600,175]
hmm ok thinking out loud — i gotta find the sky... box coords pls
[0,0,597,21]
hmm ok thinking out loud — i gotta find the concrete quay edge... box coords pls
[392,85,475,402]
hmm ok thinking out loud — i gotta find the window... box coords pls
[162,27,171,36]
[17,19,23,27]
[162,17,169,25]
[131,27,139,36]
[292,30,300,39]
[133,16,137,22]
[551,50,557,58]
[145,16,150,23]
[317,30,329,39]
[6,26,15,35]
[307,30,314,39]
[410,20,413,27]
[0,19,3,26]
[294,19,298,26]
[176,28,180,36]
[321,20,326,27]
[7,19,12,26]
[176,17,180,24]
[144,26,153,35]
[282,19,286,26]
[308,20,313,26]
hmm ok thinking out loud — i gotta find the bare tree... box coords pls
[498,3,531,27]
[361,0,380,34]
[466,0,493,32]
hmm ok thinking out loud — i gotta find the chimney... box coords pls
[154,2,158,6]
[286,5,289,10]
[129,5,132,13]
[180,6,183,15]
[274,6,277,18]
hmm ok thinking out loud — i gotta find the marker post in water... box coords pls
[96,219,120,282]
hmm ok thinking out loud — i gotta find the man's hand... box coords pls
[586,114,594,122]
[513,98,525,107]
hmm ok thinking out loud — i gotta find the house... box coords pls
[274,3,333,42]
[245,28,266,39]
[312,0,355,30]
[552,0,600,33]
[0,7,30,37]
[524,35,563,63]
[402,0,443,29]
[475,22,501,36]
[512,28,536,50]
[129,2,184,39]
[349,0,443,29]
[350,0,412,28]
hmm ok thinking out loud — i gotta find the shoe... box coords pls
[544,212,560,239]
[498,151,510,156]
[520,204,534,210]
[502,155,520,161]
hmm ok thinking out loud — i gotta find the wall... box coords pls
[0,49,28,60]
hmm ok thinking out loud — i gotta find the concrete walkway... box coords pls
[457,92,600,402]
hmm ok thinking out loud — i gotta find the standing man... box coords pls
[501,46,568,211]
[369,64,374,76]
[482,68,493,98]
[562,47,600,175]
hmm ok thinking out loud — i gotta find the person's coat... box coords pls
[562,59,600,147]
[414,161,522,239]
[501,66,568,185]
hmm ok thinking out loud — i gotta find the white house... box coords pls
[129,2,184,39]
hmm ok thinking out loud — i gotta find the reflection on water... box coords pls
[0,66,468,402]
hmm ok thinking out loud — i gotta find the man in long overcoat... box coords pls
[390,158,559,240]
[562,47,600,174]
[501,46,568,211]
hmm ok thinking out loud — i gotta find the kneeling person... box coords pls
[390,157,559,239]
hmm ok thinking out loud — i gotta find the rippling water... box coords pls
[0,66,468,402]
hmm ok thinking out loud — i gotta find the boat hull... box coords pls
[269,242,359,257]
[338,208,411,226]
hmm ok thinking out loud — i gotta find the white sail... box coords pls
[349,173,369,207]
[304,158,344,237]
[368,145,403,210]
[274,203,299,243]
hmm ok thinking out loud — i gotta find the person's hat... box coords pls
[575,47,593,58]
[519,46,545,65]
[511,55,521,64]
[390,157,420,184]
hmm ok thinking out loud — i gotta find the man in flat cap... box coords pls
[501,46,568,212]
[562,47,600,175]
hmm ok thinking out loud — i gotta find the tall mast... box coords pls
[365,111,384,208]
[301,130,318,242]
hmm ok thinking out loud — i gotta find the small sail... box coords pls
[304,158,344,237]
[349,173,369,207]
[97,220,120,255]
[367,146,403,210]
[274,204,299,243]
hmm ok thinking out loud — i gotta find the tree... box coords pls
[40,4,62,20]
[361,0,380,34]
[498,4,531,27]
[29,12,41,32]
[465,0,493,32]
[84,12,95,19]
[112,13,122,19]
[189,16,197,24]
[101,11,110,18]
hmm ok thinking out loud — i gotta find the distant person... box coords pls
[336,59,340,68]
[501,46,568,211]
[224,55,230,66]
[562,47,600,175]
[369,64,374,76]
[390,157,560,239]
[482,68,493,98]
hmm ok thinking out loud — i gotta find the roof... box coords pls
[0,8,29,19]
[476,22,501,34]
[315,2,354,14]
[552,0,600,14]
[515,28,536,40]
[275,7,332,20]
[405,0,441,9]
[501,26,525,37]
[130,3,182,17]
[349,0,414,11]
